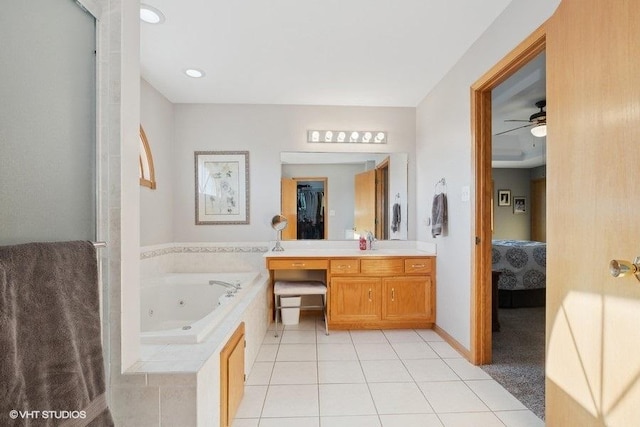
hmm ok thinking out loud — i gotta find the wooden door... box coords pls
[354,170,376,237]
[329,277,381,322]
[382,276,432,321]
[546,1,640,425]
[280,178,297,240]
[530,178,546,242]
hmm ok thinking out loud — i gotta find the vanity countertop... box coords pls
[264,241,436,258]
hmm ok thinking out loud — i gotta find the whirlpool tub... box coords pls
[140,272,261,344]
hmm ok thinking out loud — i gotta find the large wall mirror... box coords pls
[281,152,408,241]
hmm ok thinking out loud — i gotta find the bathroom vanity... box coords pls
[265,249,436,330]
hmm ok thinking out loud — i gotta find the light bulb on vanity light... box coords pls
[325,131,334,142]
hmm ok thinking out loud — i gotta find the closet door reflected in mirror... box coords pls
[281,177,327,240]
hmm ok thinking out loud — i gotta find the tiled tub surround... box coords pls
[110,244,270,426]
[140,242,270,277]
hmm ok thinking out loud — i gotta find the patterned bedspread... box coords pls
[492,240,546,290]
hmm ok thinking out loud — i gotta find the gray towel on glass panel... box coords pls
[431,193,448,237]
[0,241,114,427]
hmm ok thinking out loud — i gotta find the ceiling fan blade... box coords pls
[494,123,535,136]
[504,119,531,122]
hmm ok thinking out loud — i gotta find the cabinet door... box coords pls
[221,323,245,427]
[330,277,381,322]
[382,276,432,321]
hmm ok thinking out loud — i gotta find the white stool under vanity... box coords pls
[273,280,329,337]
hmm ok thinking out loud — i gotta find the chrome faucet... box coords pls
[366,231,376,250]
[209,280,242,292]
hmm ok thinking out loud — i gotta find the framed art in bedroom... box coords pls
[498,189,511,206]
[195,151,250,225]
[513,196,526,214]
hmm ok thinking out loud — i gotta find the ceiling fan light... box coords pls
[531,124,547,138]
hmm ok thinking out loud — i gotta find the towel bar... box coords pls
[92,241,107,248]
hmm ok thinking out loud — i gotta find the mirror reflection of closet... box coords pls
[281,177,327,240]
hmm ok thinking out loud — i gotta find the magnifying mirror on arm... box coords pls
[271,214,288,251]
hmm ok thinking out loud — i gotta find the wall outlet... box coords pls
[461,186,470,202]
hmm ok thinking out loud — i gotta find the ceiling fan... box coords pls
[495,100,547,137]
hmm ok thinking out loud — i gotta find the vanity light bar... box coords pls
[307,130,387,144]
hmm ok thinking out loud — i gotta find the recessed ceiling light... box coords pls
[184,68,205,78]
[140,4,165,24]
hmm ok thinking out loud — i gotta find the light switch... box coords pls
[329,210,336,216]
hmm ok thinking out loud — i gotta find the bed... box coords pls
[492,239,546,308]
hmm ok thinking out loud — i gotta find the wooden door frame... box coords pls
[375,157,390,239]
[470,24,547,365]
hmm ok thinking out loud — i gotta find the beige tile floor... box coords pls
[232,316,544,427]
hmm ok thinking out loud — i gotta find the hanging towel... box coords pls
[431,193,448,237]
[0,241,114,427]
[391,203,401,233]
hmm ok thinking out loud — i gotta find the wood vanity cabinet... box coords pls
[329,256,435,329]
[266,254,435,330]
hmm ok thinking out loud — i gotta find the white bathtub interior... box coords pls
[140,271,261,344]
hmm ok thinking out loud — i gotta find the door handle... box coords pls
[609,257,640,282]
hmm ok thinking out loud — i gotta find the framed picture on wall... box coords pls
[195,151,250,224]
[498,189,511,206]
[513,196,526,214]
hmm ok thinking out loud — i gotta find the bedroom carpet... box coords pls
[481,306,545,420]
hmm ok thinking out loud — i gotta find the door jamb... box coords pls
[470,24,547,365]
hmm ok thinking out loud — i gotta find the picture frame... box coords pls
[498,189,511,206]
[513,196,526,214]
[195,151,250,225]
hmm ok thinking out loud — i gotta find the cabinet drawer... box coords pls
[268,258,328,270]
[404,258,433,274]
[360,258,404,275]
[330,259,360,274]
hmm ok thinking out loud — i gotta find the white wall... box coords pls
[492,168,531,240]
[172,104,416,242]
[415,0,560,349]
[140,79,174,246]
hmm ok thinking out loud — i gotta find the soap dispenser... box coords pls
[359,234,367,250]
